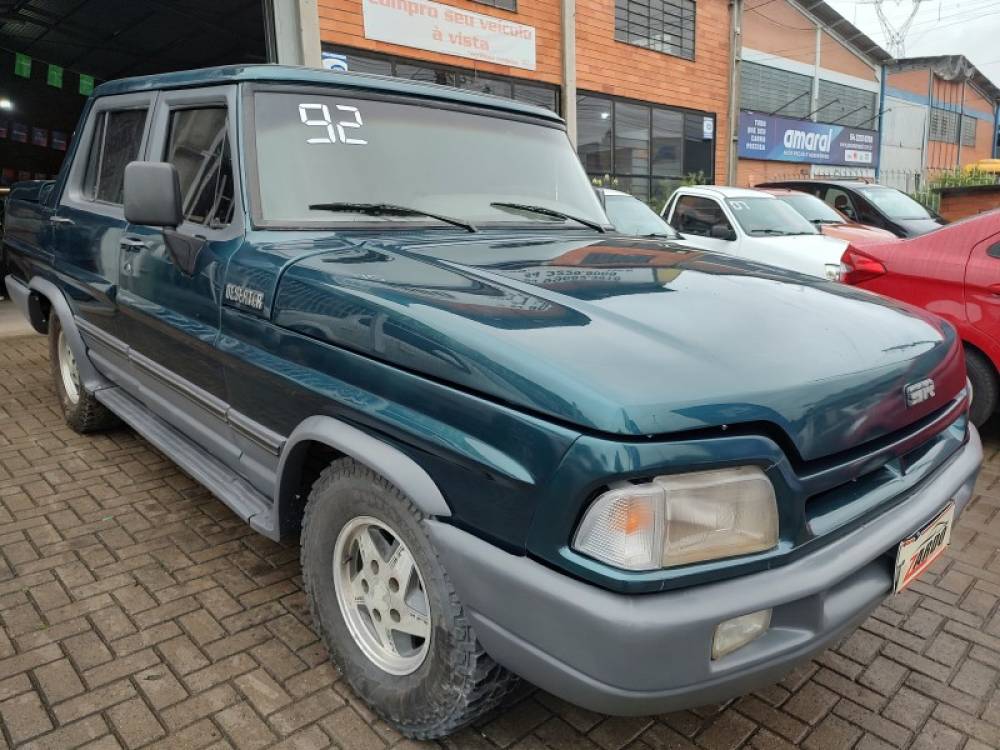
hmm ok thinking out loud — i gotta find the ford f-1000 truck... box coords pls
[1,65,982,738]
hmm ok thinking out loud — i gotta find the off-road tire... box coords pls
[49,316,119,433]
[966,347,998,428]
[301,458,518,739]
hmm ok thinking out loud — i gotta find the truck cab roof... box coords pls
[93,64,563,124]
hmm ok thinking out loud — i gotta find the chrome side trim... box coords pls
[229,408,286,457]
[76,316,128,355]
[128,347,229,420]
[76,320,286,457]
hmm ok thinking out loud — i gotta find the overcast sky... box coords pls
[824,0,1000,86]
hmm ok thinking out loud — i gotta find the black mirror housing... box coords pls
[710,223,736,241]
[124,161,182,228]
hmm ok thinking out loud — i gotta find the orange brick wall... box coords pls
[887,68,930,99]
[742,0,815,66]
[819,31,875,81]
[575,0,732,182]
[938,187,1000,222]
[317,0,563,85]
[317,0,734,183]
[965,119,995,165]
[736,159,809,188]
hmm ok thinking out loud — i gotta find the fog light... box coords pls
[712,609,771,660]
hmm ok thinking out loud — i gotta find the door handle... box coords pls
[988,284,1000,296]
[120,237,147,252]
[49,216,73,225]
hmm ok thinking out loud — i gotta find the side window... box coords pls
[165,108,234,228]
[823,187,857,221]
[82,109,147,204]
[672,196,732,237]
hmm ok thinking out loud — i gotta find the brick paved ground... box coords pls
[1,331,1000,750]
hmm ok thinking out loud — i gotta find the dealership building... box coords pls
[734,0,891,186]
[1,0,998,200]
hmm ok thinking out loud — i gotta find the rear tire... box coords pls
[965,347,998,428]
[49,316,119,433]
[301,458,517,739]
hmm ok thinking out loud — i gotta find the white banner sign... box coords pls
[363,0,536,71]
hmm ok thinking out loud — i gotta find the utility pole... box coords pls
[561,0,577,147]
[269,0,322,67]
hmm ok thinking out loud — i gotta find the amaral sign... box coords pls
[363,0,536,71]
[737,111,879,167]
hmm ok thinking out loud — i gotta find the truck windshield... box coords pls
[252,91,609,229]
[726,197,819,236]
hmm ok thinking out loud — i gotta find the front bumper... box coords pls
[428,424,982,715]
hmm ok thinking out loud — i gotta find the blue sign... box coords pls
[738,111,879,167]
[321,52,348,72]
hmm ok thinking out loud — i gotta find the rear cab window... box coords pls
[82,109,148,205]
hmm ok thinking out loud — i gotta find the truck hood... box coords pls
[269,233,964,461]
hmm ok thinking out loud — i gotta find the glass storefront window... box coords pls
[652,109,683,177]
[578,95,613,175]
[579,92,715,207]
[614,102,650,176]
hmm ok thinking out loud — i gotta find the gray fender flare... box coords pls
[26,277,111,393]
[269,415,451,538]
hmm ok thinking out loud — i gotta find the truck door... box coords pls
[52,92,154,339]
[116,86,245,459]
[964,233,1000,342]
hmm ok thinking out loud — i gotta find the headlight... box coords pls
[572,466,778,571]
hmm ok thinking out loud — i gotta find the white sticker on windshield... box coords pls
[298,103,368,145]
[729,200,749,211]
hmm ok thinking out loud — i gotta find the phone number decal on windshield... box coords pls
[298,103,368,145]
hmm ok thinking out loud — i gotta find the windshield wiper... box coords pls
[308,202,477,233]
[750,229,795,236]
[490,202,607,233]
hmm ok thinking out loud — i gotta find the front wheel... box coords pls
[301,458,517,739]
[48,316,119,433]
[965,347,998,428]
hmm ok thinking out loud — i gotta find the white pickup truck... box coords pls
[662,185,848,280]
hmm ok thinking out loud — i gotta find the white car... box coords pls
[596,187,692,244]
[661,186,848,280]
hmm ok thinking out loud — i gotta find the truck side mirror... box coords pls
[710,223,736,241]
[124,161,182,228]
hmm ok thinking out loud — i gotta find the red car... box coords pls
[840,210,1000,425]
[760,188,898,246]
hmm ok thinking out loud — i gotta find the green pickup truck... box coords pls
[2,64,982,738]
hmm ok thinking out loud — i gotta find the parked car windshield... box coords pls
[856,186,933,221]
[725,197,818,236]
[604,193,680,238]
[252,91,609,229]
[774,193,843,224]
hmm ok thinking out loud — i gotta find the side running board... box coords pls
[95,386,276,535]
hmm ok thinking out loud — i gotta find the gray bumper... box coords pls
[428,425,982,715]
[4,275,31,321]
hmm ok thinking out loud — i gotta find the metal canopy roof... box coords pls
[795,0,893,66]
[0,0,268,82]
[893,55,1000,104]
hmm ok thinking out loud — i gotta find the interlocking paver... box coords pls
[3,331,1000,748]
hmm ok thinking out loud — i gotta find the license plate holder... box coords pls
[893,503,954,593]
